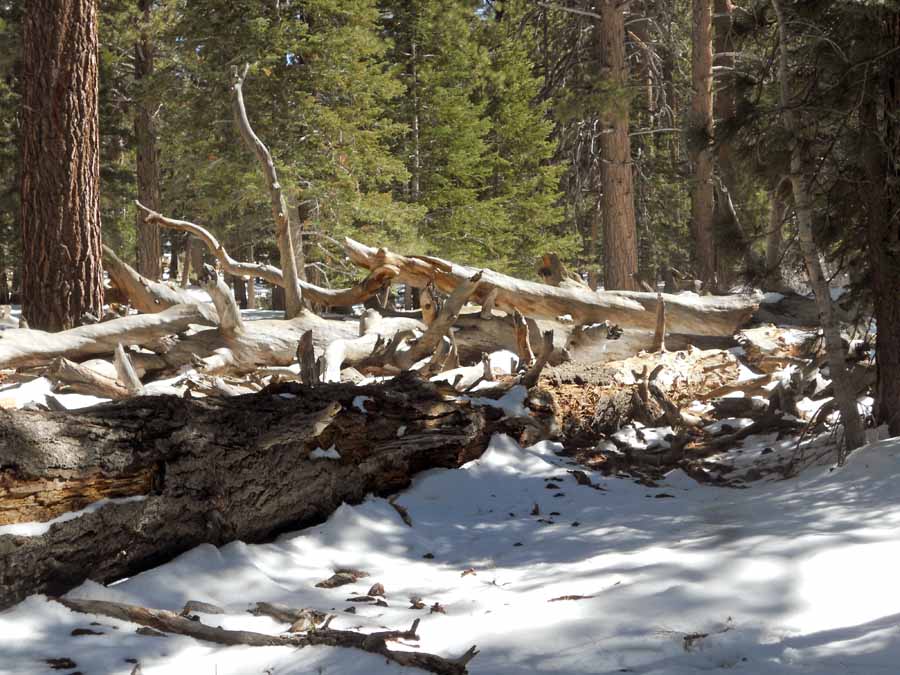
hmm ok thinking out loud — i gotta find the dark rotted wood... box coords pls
[0,374,535,610]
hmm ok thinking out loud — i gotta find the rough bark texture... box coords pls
[690,0,717,288]
[597,1,639,291]
[0,375,546,609]
[133,0,161,280]
[20,0,104,331]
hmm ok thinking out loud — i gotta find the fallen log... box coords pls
[343,238,758,336]
[102,245,202,315]
[0,303,216,370]
[0,373,551,609]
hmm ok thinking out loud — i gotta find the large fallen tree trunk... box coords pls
[0,373,551,609]
[343,239,758,336]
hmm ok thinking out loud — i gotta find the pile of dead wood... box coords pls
[0,67,762,627]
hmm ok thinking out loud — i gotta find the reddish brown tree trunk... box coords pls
[597,0,639,291]
[20,0,104,331]
[690,0,717,289]
[134,0,161,280]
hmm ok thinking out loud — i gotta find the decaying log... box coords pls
[343,238,758,336]
[54,598,478,675]
[546,348,740,447]
[0,373,552,608]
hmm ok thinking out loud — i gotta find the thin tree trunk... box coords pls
[764,178,790,290]
[597,0,639,291]
[772,0,864,452]
[180,238,192,287]
[690,0,716,290]
[21,0,104,331]
[410,40,421,201]
[861,17,900,435]
[133,0,161,280]
[232,275,248,309]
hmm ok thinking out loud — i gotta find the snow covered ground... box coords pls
[4,433,900,674]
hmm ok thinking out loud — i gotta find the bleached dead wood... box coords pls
[230,64,304,318]
[136,203,399,309]
[47,357,131,399]
[103,245,201,315]
[343,238,758,336]
[0,304,215,370]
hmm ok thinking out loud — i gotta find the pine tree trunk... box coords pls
[765,179,789,290]
[712,0,737,194]
[133,0,161,280]
[597,0,639,291]
[690,0,716,289]
[20,0,104,331]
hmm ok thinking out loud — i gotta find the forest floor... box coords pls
[3,425,900,674]
[2,296,897,675]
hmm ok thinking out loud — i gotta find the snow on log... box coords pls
[0,374,553,609]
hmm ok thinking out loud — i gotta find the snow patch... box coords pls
[309,445,341,460]
[0,496,147,537]
[352,395,372,413]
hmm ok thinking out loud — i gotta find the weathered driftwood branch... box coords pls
[0,374,552,608]
[103,245,200,315]
[54,598,478,675]
[114,344,144,395]
[230,64,304,318]
[651,293,667,352]
[48,357,131,399]
[343,238,757,336]
[135,202,399,309]
[0,303,215,370]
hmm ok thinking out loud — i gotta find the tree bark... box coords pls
[20,0,104,331]
[133,0,161,280]
[0,375,548,609]
[690,0,717,289]
[597,1,639,291]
